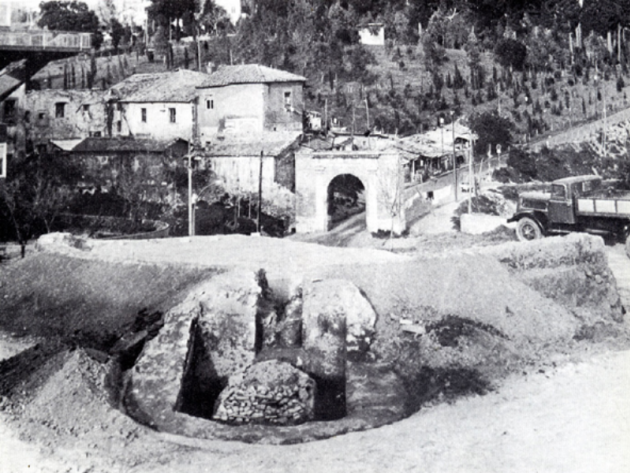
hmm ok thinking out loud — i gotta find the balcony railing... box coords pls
[0,30,91,50]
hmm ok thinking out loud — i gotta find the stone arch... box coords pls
[295,149,406,234]
[326,173,366,230]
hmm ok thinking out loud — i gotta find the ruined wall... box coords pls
[23,89,107,144]
[480,234,624,326]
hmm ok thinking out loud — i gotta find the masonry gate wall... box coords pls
[295,149,406,234]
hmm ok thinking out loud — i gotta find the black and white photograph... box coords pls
[1,0,630,471]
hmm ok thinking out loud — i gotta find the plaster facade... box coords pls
[211,154,276,194]
[295,148,406,234]
[197,81,303,143]
[115,101,195,142]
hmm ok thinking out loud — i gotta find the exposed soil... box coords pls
[0,226,629,471]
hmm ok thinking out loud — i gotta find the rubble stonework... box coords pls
[213,360,316,425]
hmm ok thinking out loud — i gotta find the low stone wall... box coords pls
[101,220,170,240]
[57,214,169,240]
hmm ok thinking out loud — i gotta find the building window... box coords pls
[116,120,122,132]
[55,102,66,118]
[284,91,292,110]
[38,112,46,121]
[206,99,214,109]
[141,108,147,122]
[169,108,176,123]
[3,99,17,125]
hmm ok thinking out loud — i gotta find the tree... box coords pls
[0,150,81,255]
[38,1,103,49]
[494,38,527,71]
[111,18,125,53]
[468,110,514,158]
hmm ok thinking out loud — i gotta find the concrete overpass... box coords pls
[0,30,92,80]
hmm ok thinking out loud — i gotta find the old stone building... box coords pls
[196,64,306,145]
[23,89,108,146]
[52,136,188,200]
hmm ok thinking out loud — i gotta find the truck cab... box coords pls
[508,175,604,241]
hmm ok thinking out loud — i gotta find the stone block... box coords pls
[301,279,348,420]
[301,279,348,380]
[125,269,268,427]
[196,269,264,381]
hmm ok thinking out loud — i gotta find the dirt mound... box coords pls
[0,252,215,350]
[304,233,628,383]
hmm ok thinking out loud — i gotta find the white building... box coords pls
[214,0,242,25]
[358,23,385,46]
[108,69,209,142]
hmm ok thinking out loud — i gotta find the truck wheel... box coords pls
[516,217,543,242]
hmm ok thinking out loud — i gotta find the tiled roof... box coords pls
[396,122,476,159]
[110,69,209,103]
[205,131,301,157]
[198,64,306,88]
[0,59,26,101]
[72,137,186,153]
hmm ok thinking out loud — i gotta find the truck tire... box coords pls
[516,217,543,242]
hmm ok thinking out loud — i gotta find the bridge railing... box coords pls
[0,30,91,50]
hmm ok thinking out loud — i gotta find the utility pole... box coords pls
[257,150,263,233]
[185,146,196,236]
[451,112,457,202]
[468,139,474,214]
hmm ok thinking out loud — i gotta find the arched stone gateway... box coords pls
[295,148,406,234]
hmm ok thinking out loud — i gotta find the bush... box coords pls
[507,148,537,180]
[617,76,625,93]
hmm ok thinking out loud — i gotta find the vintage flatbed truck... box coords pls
[507,175,630,254]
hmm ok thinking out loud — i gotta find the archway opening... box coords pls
[327,174,366,230]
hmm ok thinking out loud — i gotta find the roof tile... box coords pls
[198,64,306,88]
[111,69,209,103]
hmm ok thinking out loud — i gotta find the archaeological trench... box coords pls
[2,232,627,445]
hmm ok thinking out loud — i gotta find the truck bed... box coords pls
[577,192,630,217]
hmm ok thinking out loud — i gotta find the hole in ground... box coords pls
[176,319,224,419]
